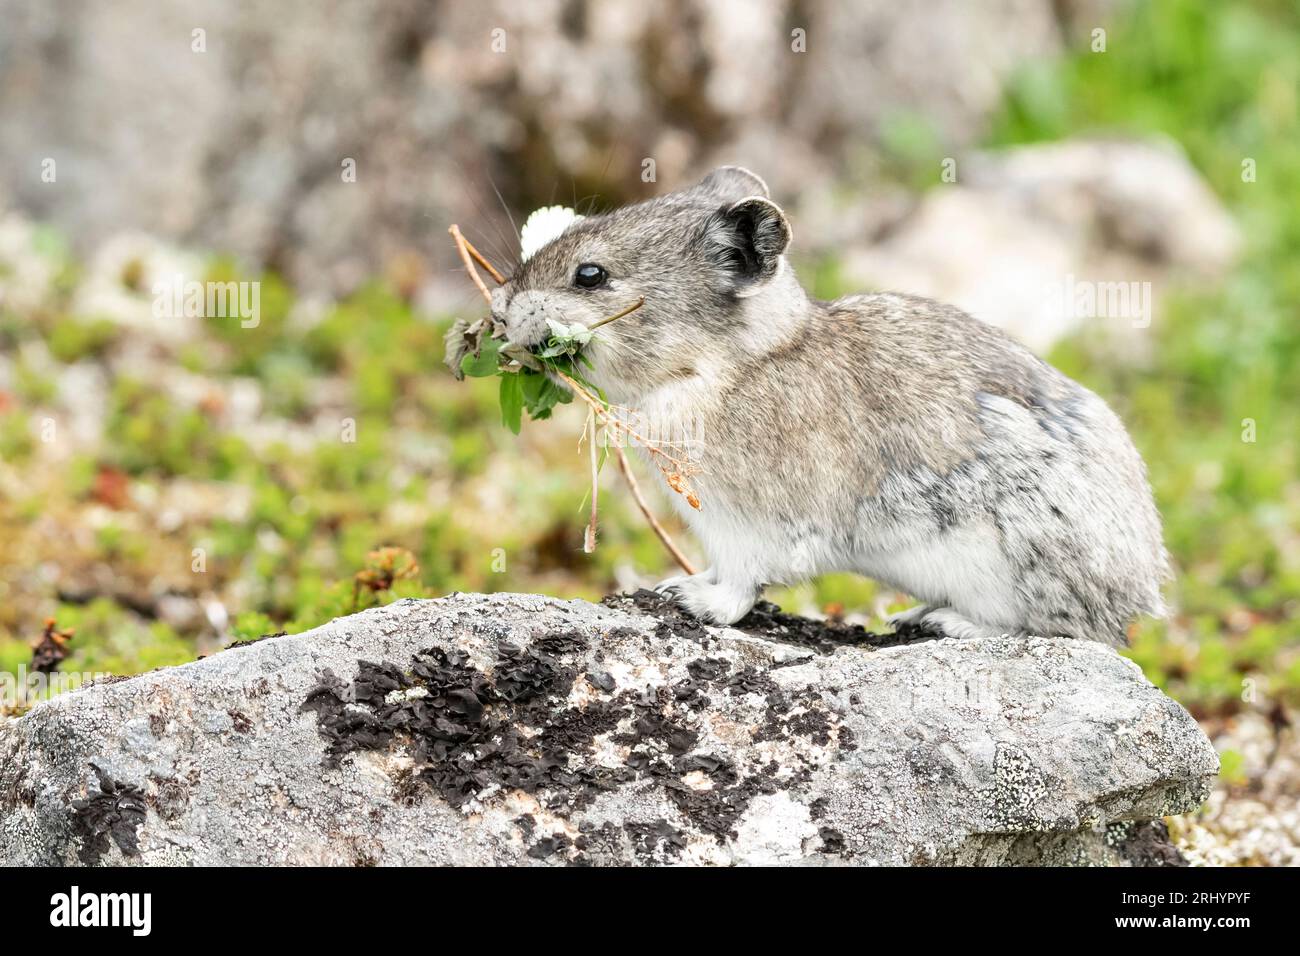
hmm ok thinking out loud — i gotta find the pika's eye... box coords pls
[573,263,608,289]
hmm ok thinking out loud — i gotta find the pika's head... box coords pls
[491,166,793,401]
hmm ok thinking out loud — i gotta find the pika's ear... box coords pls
[701,196,791,287]
[693,165,770,202]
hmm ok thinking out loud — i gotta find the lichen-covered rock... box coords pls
[0,592,1217,866]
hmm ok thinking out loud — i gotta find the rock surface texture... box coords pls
[0,592,1218,866]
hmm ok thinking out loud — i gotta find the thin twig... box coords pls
[448,224,495,306]
[584,410,599,554]
[462,233,507,284]
[553,368,698,573]
[615,444,697,575]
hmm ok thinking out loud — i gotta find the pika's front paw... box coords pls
[654,572,759,626]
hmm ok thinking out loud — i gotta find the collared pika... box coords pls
[491,166,1168,644]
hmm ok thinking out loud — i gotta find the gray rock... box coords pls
[845,137,1241,352]
[0,592,1217,866]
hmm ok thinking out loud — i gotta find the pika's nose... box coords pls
[496,289,551,347]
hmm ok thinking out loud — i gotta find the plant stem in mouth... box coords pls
[553,368,699,575]
[584,410,599,554]
[587,296,645,332]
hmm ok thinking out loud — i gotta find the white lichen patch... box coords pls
[680,770,714,791]
[699,714,755,749]
[565,673,595,708]
[384,686,429,704]
[767,662,820,692]
[680,836,732,866]
[589,733,631,770]
[489,790,580,843]
[732,792,817,865]
[352,749,406,788]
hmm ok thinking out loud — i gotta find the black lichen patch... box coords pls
[604,589,939,654]
[616,674,823,842]
[534,631,588,655]
[301,620,848,860]
[615,685,699,756]
[736,600,941,653]
[686,657,730,682]
[494,641,569,702]
[300,666,397,764]
[70,764,148,865]
[818,826,846,854]
[664,765,779,841]
[526,833,573,860]
[626,818,689,860]
[301,636,637,813]
[603,590,712,645]
[223,630,287,650]
[722,666,778,697]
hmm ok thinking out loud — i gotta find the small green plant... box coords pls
[442,316,581,433]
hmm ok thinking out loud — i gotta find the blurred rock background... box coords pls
[0,0,1069,291]
[0,0,1297,862]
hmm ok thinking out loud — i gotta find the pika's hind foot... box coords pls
[890,605,1016,642]
[887,604,932,628]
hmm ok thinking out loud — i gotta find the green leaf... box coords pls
[521,371,569,420]
[499,372,523,434]
[520,371,550,412]
[460,337,503,377]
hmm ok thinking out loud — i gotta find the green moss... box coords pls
[1217,749,1248,787]
[47,316,119,363]
[51,600,193,675]
[228,611,279,643]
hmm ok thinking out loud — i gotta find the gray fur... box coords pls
[493,167,1169,644]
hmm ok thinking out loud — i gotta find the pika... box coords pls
[492,166,1169,644]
